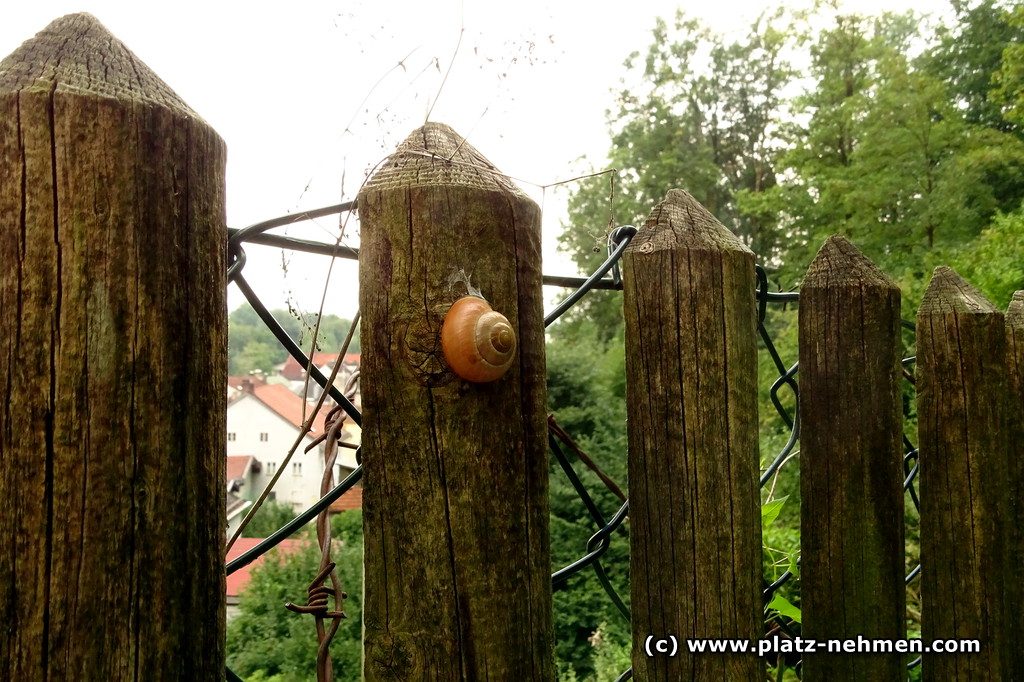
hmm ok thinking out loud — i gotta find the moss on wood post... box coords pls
[798,236,905,679]
[357,123,553,680]
[0,14,227,680]
[916,267,1012,681]
[621,188,762,680]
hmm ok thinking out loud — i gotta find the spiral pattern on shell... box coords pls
[440,296,517,383]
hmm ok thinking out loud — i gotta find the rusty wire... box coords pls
[285,373,359,682]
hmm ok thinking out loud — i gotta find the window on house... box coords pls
[259,432,268,442]
[267,462,276,474]
[227,432,236,442]
[293,462,302,477]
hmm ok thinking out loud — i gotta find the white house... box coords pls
[226,377,360,511]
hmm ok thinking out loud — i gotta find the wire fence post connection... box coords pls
[0,14,227,680]
[798,236,906,679]
[356,123,554,679]
[916,267,1012,681]
[621,189,763,680]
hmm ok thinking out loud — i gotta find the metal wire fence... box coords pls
[223,202,922,682]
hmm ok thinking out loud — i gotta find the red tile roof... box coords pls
[281,352,360,381]
[226,537,305,600]
[328,485,363,513]
[227,455,256,482]
[249,383,332,435]
[228,375,266,390]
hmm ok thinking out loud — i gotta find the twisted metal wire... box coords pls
[225,202,923,680]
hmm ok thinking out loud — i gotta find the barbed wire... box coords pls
[224,202,922,681]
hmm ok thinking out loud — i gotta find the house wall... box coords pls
[226,395,328,510]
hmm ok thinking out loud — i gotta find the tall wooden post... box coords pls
[1004,291,1024,676]
[798,236,905,679]
[357,123,553,679]
[916,267,1011,681]
[0,14,226,680]
[622,189,762,680]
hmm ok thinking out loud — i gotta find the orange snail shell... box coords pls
[441,296,517,383]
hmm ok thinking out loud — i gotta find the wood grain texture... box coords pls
[622,188,762,681]
[798,236,905,680]
[357,123,553,680]
[0,14,226,680]
[916,267,1011,681]
[1003,292,1024,677]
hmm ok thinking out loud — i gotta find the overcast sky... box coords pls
[3,0,949,320]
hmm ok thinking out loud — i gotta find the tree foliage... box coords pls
[560,10,796,338]
[226,511,364,681]
[238,500,299,538]
[928,0,1024,135]
[228,303,358,375]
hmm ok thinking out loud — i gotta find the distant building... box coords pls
[226,377,360,511]
[227,455,262,500]
[280,352,361,402]
[226,492,251,538]
[280,352,360,382]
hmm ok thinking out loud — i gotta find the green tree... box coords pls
[927,0,1024,135]
[546,331,631,679]
[233,341,284,376]
[227,511,364,680]
[992,5,1024,128]
[239,500,299,538]
[953,206,1024,305]
[560,10,795,339]
[228,303,359,375]
[762,8,1024,307]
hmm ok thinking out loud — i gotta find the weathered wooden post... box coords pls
[916,267,1012,680]
[357,123,553,679]
[1004,291,1024,676]
[0,14,226,680]
[622,188,762,680]
[798,236,905,679]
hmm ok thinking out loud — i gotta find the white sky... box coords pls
[3,0,949,320]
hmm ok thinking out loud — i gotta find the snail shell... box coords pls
[441,296,517,383]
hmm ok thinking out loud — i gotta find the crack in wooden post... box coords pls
[357,122,553,681]
[917,267,1012,681]
[622,188,762,681]
[798,235,905,680]
[0,13,226,680]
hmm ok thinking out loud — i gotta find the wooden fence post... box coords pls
[621,188,762,680]
[798,236,905,679]
[0,14,226,681]
[357,123,553,679]
[916,267,1012,680]
[1004,291,1024,676]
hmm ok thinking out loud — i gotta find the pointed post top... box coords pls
[360,122,526,197]
[0,13,198,118]
[803,235,897,290]
[1007,291,1024,327]
[919,266,998,316]
[627,188,752,256]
